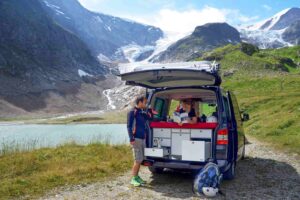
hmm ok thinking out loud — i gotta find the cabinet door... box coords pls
[171,133,190,155]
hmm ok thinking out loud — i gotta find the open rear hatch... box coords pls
[119,61,221,88]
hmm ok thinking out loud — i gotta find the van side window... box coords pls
[223,96,232,124]
[229,93,243,124]
[153,98,165,119]
[168,99,180,116]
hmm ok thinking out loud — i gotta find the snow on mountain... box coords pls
[239,27,293,49]
[120,44,155,63]
[42,0,163,61]
[78,69,93,77]
[97,54,111,63]
[246,8,291,31]
[240,8,300,48]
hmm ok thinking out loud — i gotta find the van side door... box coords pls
[227,91,245,160]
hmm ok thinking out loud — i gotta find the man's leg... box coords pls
[131,139,143,186]
[132,161,141,176]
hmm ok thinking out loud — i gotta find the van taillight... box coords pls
[217,128,228,145]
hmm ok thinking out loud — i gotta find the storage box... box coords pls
[171,133,190,155]
[182,141,211,162]
[191,129,212,139]
[144,148,170,157]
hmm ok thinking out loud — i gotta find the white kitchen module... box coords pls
[181,141,211,162]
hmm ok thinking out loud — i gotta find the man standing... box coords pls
[127,96,148,187]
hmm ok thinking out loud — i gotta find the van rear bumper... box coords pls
[153,161,203,170]
[147,159,229,171]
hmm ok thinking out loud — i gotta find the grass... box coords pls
[223,74,300,154]
[198,44,300,154]
[198,44,300,74]
[0,143,132,200]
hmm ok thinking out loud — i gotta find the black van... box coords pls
[120,61,249,180]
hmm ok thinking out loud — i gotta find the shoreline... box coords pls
[0,110,127,125]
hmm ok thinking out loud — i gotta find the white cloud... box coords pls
[154,7,227,36]
[123,6,228,39]
[78,0,108,12]
[78,1,260,46]
[262,4,272,11]
[221,9,259,24]
[123,6,260,39]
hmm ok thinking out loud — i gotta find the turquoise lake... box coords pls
[0,124,128,151]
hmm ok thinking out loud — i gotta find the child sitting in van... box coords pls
[176,99,197,125]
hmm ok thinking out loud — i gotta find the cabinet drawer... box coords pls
[180,129,191,133]
[171,128,181,133]
[153,138,171,147]
[171,128,191,133]
[153,128,171,138]
[145,148,169,157]
[191,129,212,139]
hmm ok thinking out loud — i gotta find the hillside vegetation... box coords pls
[0,143,132,200]
[198,44,300,154]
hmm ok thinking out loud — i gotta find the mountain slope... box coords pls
[196,44,300,154]
[258,7,300,31]
[198,43,300,74]
[240,7,300,48]
[283,20,300,45]
[151,23,240,63]
[41,0,163,60]
[0,0,108,113]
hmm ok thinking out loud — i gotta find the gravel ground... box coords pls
[42,137,300,200]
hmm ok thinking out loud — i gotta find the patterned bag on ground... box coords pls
[193,162,222,197]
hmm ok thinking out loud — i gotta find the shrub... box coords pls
[241,43,259,56]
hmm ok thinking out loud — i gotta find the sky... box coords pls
[78,0,300,38]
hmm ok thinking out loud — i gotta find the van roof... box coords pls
[118,61,222,88]
[119,61,220,75]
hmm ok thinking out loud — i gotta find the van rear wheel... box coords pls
[148,166,164,174]
[223,162,236,180]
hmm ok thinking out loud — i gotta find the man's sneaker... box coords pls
[136,176,146,184]
[130,177,141,187]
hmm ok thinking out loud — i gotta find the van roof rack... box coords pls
[119,61,220,75]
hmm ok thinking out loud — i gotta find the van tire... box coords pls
[148,166,164,174]
[223,162,235,180]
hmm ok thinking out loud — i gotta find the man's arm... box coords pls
[127,111,135,143]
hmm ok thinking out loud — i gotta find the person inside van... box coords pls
[178,99,198,125]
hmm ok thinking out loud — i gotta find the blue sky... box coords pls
[78,0,299,36]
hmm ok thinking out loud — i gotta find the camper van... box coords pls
[120,61,249,180]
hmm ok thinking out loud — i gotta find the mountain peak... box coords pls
[253,7,300,31]
[150,22,240,63]
[192,22,240,42]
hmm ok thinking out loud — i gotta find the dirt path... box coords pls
[42,137,300,200]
